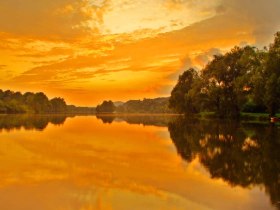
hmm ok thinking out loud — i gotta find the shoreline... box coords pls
[0,112,279,121]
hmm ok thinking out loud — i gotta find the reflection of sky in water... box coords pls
[0,116,276,210]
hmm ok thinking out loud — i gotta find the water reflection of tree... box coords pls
[96,115,176,126]
[0,115,67,131]
[168,117,280,209]
[96,115,115,124]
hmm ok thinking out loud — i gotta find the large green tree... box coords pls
[169,68,202,114]
[264,32,280,116]
[169,39,280,118]
[202,46,255,118]
[241,48,267,112]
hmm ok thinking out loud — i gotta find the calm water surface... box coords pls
[0,115,279,210]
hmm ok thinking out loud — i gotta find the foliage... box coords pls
[264,32,280,116]
[96,100,116,113]
[0,89,68,114]
[170,32,280,117]
[50,97,67,113]
[117,97,171,113]
[169,68,202,114]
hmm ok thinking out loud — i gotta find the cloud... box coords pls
[0,0,105,39]
[98,0,220,35]
[0,65,7,69]
[218,0,280,45]
[166,48,222,81]
[164,0,189,10]
[4,8,257,104]
[17,47,74,58]
[193,48,222,68]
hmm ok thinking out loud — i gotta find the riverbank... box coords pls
[197,112,280,123]
[1,112,280,124]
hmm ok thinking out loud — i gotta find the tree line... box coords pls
[0,89,95,114]
[95,98,172,114]
[0,89,67,114]
[169,32,280,118]
[116,97,171,113]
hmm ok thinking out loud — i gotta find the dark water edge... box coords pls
[0,112,278,132]
[168,117,280,209]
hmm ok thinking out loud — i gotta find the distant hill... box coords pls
[116,97,171,113]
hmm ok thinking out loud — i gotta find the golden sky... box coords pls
[0,0,280,106]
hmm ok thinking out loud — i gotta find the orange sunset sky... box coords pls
[0,0,280,106]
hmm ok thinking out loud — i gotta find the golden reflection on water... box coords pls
[0,116,275,210]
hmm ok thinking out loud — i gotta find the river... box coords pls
[0,114,279,210]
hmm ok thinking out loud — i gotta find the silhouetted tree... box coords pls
[169,68,201,114]
[264,32,280,116]
[50,97,67,113]
[96,100,116,113]
[117,97,171,113]
[169,32,280,117]
[0,89,70,114]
